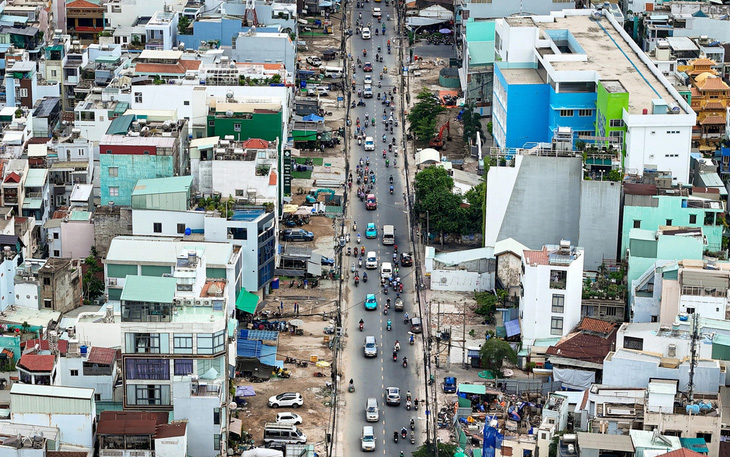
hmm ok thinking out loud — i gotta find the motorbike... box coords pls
[363,273,368,283]
[409,335,415,345]
[390,186,393,194]
[410,419,415,431]
[346,247,351,256]
[403,358,408,368]
[395,342,400,351]
[384,306,388,315]
[386,160,390,168]
[401,429,408,439]
[410,432,415,444]
[386,320,392,331]
[404,315,409,324]
[357,234,361,244]
[393,432,398,443]
[349,383,355,393]
[358,257,363,268]
[354,275,359,286]
[383,285,388,295]
[358,138,362,146]
[393,352,397,362]
[414,399,419,411]
[359,321,364,331]
[406,400,411,410]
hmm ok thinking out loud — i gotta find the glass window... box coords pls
[174,359,193,376]
[551,295,564,313]
[551,317,563,335]
[108,167,118,177]
[173,334,193,354]
[214,407,221,425]
[560,109,573,117]
[126,384,171,406]
[125,358,170,380]
[214,434,221,451]
[109,186,119,197]
[153,223,162,233]
[197,331,226,354]
[578,109,593,117]
[690,214,697,224]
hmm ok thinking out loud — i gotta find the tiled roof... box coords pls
[98,411,169,435]
[690,58,716,66]
[697,77,729,91]
[242,138,270,149]
[66,0,102,8]
[703,101,725,110]
[18,354,55,372]
[577,317,617,335]
[181,60,201,71]
[155,422,186,439]
[135,63,188,74]
[22,338,68,355]
[658,449,706,457]
[524,247,548,266]
[269,170,277,186]
[700,115,726,125]
[545,332,615,364]
[4,172,20,183]
[87,347,117,365]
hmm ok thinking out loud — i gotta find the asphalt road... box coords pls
[340,1,425,456]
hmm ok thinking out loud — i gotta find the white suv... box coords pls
[268,392,304,408]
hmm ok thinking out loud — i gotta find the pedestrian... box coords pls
[294,302,299,316]
[280,300,284,313]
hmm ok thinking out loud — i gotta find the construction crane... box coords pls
[243,0,259,26]
[429,121,451,149]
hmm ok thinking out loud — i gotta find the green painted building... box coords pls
[595,80,629,155]
[463,18,495,107]
[206,101,283,142]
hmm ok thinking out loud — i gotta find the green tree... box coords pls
[407,89,446,141]
[474,291,498,318]
[178,15,191,34]
[462,103,484,144]
[479,338,517,378]
[461,181,485,234]
[412,441,458,457]
[82,248,104,302]
[414,166,454,207]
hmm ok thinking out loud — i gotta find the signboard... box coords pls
[283,149,292,195]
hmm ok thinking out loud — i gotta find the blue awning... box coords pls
[505,319,521,337]
[303,114,324,122]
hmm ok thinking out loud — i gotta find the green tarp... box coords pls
[236,289,259,314]
[458,383,486,395]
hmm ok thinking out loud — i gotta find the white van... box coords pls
[382,225,395,245]
[366,251,378,269]
[263,423,307,445]
[323,66,344,79]
[380,262,393,280]
[361,426,376,451]
[366,397,379,422]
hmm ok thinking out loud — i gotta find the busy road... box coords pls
[340,0,425,455]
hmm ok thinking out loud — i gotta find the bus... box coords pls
[382,225,395,245]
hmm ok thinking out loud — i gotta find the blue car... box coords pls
[365,294,377,310]
[321,256,335,266]
[365,223,377,239]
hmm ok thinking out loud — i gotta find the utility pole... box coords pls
[462,300,467,368]
[447,325,452,370]
[426,210,430,245]
[688,312,699,403]
[436,301,441,368]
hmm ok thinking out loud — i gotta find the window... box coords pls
[623,336,644,350]
[127,384,171,406]
[108,167,118,177]
[106,150,112,154]
[560,109,573,117]
[125,358,170,380]
[153,222,162,233]
[209,120,215,127]
[578,109,593,117]
[177,284,193,292]
[177,223,186,234]
[551,295,564,313]
[666,219,672,225]
[44,299,52,308]
[234,123,242,132]
[134,92,142,103]
[53,232,59,239]
[549,270,567,290]
[174,359,193,375]
[697,432,713,443]
[126,333,166,354]
[184,100,190,105]
[70,369,79,376]
[227,227,247,240]
[197,330,226,354]
[214,434,221,451]
[605,307,617,316]
[51,70,57,77]
[109,186,119,197]
[690,214,697,224]
[633,220,641,229]
[43,277,51,286]
[550,317,563,335]
[18,88,28,98]
[609,119,624,128]
[609,130,624,144]
[173,334,193,353]
[214,407,221,425]
[235,189,244,197]
[95,393,101,401]
[53,250,60,257]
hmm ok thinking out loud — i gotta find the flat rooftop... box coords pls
[540,15,681,115]
[502,68,544,85]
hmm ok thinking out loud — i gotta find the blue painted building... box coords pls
[177,22,278,50]
[719,147,730,176]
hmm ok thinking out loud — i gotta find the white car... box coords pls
[362,27,371,39]
[276,412,303,425]
[364,75,373,85]
[364,136,375,151]
[268,392,304,408]
[372,7,381,17]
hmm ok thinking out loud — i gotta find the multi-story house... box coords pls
[683,57,729,149]
[21,167,49,229]
[97,411,188,457]
[1,159,28,217]
[145,10,178,50]
[57,343,119,403]
[520,240,584,345]
[491,10,695,184]
[66,0,104,44]
[459,18,494,111]
[120,273,228,457]
[99,115,189,206]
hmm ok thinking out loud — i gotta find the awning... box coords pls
[236,289,259,314]
[303,114,324,122]
[505,319,521,337]
[235,385,256,397]
[230,418,243,436]
[307,257,322,276]
[458,383,486,395]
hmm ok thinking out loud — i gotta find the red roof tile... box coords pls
[524,247,548,266]
[269,170,277,186]
[658,449,706,457]
[700,115,726,125]
[180,60,201,71]
[155,422,186,439]
[577,317,617,336]
[22,338,68,355]
[18,354,55,372]
[66,0,102,8]
[4,172,20,183]
[87,347,117,365]
[98,411,169,435]
[242,138,270,149]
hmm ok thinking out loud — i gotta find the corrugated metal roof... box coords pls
[121,275,177,303]
[24,168,47,188]
[105,114,134,135]
[132,176,192,196]
[579,432,634,452]
[106,236,235,267]
[11,383,94,399]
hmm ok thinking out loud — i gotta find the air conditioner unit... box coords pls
[108,278,117,286]
[173,299,181,306]
[195,299,203,307]
[148,315,160,322]
[184,299,193,307]
[201,299,212,307]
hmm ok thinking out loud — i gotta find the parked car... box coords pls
[268,392,304,408]
[410,317,422,334]
[276,412,303,425]
[385,387,401,405]
[400,252,413,267]
[307,85,329,96]
[321,256,335,266]
[282,229,314,242]
[306,56,323,67]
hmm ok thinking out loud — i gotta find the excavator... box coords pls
[429,121,451,149]
[305,188,335,203]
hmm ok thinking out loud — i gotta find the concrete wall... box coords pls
[132,209,205,237]
[172,379,223,457]
[430,269,494,292]
[92,206,133,258]
[61,221,94,259]
[463,0,574,20]
[230,33,296,73]
[497,252,522,291]
[11,413,94,448]
[14,281,40,309]
[57,356,117,401]
[578,180,621,269]
[644,411,721,457]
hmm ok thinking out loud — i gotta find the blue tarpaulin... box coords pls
[482,417,503,457]
[505,319,521,337]
[303,114,324,122]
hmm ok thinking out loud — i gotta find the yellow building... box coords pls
[684,57,729,150]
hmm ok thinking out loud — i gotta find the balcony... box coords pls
[100,449,154,457]
[192,380,222,397]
